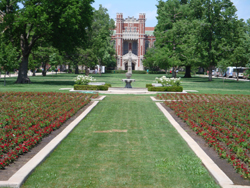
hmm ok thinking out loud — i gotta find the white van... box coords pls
[226,67,248,78]
[226,67,235,78]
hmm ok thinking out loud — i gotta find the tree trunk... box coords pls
[15,54,31,83]
[85,66,89,76]
[172,67,176,78]
[208,65,212,81]
[4,73,6,86]
[184,65,192,78]
[42,63,47,76]
[75,64,79,74]
[237,69,239,81]
[99,63,102,76]
[42,70,46,76]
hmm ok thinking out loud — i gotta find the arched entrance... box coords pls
[125,62,135,70]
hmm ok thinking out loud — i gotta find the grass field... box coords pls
[22,96,219,188]
[0,73,249,94]
[1,73,249,187]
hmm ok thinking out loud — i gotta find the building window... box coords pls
[130,27,131,32]
[123,41,129,55]
[125,27,127,32]
[134,27,136,32]
[132,41,138,55]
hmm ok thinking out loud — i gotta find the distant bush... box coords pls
[36,69,43,73]
[132,70,146,74]
[106,70,147,74]
[146,84,153,88]
[147,86,183,92]
[149,71,166,74]
[74,84,111,91]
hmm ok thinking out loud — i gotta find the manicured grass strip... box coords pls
[1,73,250,94]
[22,96,219,188]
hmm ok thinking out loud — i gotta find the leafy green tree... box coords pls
[0,39,20,86]
[79,48,97,76]
[90,5,115,75]
[219,18,250,81]
[193,0,238,81]
[49,52,63,75]
[28,54,39,76]
[155,0,195,78]
[0,0,94,83]
[143,48,159,71]
[217,59,229,83]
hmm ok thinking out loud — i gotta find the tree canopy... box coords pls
[147,0,250,81]
[0,0,94,83]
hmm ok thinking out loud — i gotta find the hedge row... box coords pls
[105,70,166,74]
[74,84,111,91]
[147,86,183,92]
[146,84,153,88]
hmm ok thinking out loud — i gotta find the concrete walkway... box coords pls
[70,87,188,94]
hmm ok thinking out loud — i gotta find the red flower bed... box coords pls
[0,92,98,169]
[160,93,250,179]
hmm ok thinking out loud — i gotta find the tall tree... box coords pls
[0,0,93,83]
[193,0,237,81]
[90,5,115,75]
[154,0,189,77]
[0,38,20,86]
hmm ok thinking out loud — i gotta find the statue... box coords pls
[123,50,135,88]
[126,51,132,79]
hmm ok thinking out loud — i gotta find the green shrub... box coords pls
[146,84,153,88]
[148,86,183,92]
[74,84,109,91]
[105,83,112,87]
[106,70,146,74]
[105,70,113,73]
[132,70,146,74]
[148,71,166,74]
[114,70,127,74]
[36,69,43,73]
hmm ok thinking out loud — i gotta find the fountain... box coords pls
[122,51,135,88]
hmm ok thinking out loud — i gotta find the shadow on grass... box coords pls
[0,79,74,86]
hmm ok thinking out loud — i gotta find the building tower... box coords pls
[112,13,155,71]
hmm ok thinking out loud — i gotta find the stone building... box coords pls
[112,13,155,71]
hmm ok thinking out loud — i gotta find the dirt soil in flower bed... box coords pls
[0,101,94,181]
[161,103,250,186]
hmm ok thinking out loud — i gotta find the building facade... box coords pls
[112,13,155,71]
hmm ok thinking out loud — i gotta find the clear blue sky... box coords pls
[92,0,250,27]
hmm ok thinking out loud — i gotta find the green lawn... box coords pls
[0,73,249,94]
[22,96,219,188]
[1,73,248,187]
